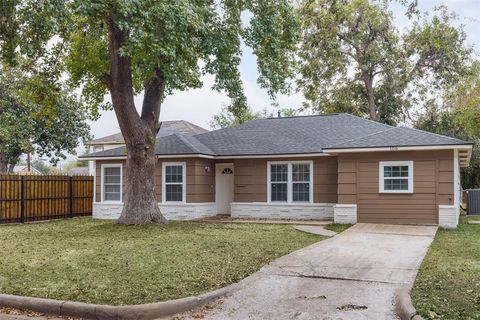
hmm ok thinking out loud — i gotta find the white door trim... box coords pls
[215,163,234,214]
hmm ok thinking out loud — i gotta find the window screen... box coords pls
[380,162,413,193]
[270,164,288,202]
[165,165,184,202]
[292,163,310,202]
[103,166,121,201]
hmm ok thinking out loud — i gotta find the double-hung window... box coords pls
[268,161,313,203]
[162,162,186,203]
[379,161,413,193]
[101,164,122,202]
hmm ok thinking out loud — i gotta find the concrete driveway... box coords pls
[179,223,437,320]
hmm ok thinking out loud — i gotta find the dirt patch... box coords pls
[337,304,368,311]
[0,307,80,319]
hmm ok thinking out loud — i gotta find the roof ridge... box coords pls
[172,133,198,153]
[174,133,215,155]
[261,113,341,120]
[326,127,398,148]
[340,113,394,128]
[397,125,466,143]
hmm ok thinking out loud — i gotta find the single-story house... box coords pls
[81,113,473,228]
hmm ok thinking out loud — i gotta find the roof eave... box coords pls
[323,144,473,153]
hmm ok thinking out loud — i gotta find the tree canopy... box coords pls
[210,104,299,129]
[297,0,472,125]
[0,66,90,172]
[1,0,300,223]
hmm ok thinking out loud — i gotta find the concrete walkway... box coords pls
[294,225,337,237]
[178,223,437,320]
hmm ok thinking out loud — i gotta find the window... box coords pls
[162,162,186,202]
[379,161,413,193]
[101,164,122,202]
[292,163,310,202]
[93,146,104,153]
[270,164,288,202]
[222,168,233,174]
[268,161,313,203]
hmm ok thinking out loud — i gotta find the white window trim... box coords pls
[379,161,414,193]
[93,146,104,153]
[267,160,314,204]
[101,163,123,203]
[162,162,187,204]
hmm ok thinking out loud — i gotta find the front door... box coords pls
[215,163,234,214]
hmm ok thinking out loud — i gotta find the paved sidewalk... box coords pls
[294,225,337,237]
[178,223,437,320]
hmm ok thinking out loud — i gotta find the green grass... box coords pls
[324,223,352,233]
[0,218,322,306]
[412,216,480,320]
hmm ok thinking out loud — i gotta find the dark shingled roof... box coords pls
[86,120,209,144]
[324,125,468,150]
[82,113,471,158]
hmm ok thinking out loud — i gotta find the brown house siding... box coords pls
[337,150,454,224]
[95,158,215,203]
[233,156,338,203]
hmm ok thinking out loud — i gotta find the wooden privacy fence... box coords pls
[0,175,94,224]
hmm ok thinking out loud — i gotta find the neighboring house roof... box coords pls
[12,166,42,175]
[67,167,90,176]
[81,113,472,159]
[92,133,215,157]
[85,120,209,145]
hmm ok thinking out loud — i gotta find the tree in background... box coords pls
[31,160,52,175]
[297,1,472,125]
[415,62,480,189]
[1,1,299,224]
[451,62,480,138]
[210,105,299,129]
[0,66,90,173]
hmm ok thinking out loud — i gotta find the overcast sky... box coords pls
[86,0,479,146]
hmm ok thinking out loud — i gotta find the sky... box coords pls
[77,0,480,160]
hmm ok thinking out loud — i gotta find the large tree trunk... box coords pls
[107,20,167,225]
[363,74,379,121]
[118,132,167,224]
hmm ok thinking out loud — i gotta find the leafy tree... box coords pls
[415,105,479,189]
[210,105,300,129]
[1,1,299,224]
[297,1,472,125]
[451,62,480,138]
[0,66,91,173]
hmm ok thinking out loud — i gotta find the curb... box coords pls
[0,283,238,320]
[395,287,425,320]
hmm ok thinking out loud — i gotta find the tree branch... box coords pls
[141,69,165,135]
[106,18,142,143]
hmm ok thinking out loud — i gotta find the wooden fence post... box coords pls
[20,176,25,223]
[69,176,74,218]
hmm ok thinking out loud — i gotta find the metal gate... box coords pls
[464,189,480,215]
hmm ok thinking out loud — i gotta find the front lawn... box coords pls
[412,216,480,319]
[0,218,321,306]
[324,223,352,233]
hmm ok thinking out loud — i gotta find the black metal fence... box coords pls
[0,175,94,224]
